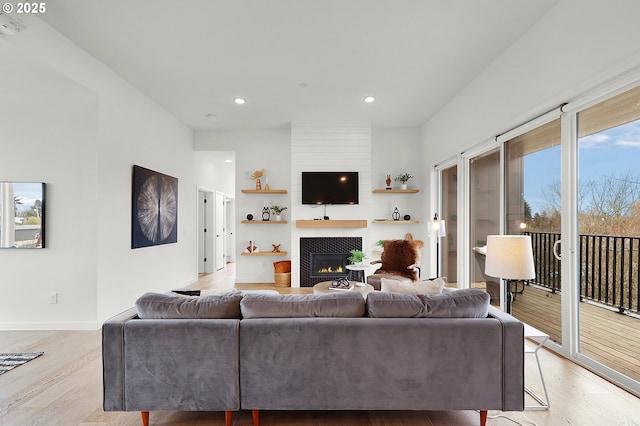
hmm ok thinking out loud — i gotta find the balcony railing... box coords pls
[526,231,640,315]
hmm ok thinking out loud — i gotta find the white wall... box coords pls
[423,0,640,164]
[0,93,99,329]
[1,17,197,328]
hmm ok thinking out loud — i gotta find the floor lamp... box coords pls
[484,235,536,314]
[428,213,446,277]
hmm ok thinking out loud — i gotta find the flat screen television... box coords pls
[302,172,359,205]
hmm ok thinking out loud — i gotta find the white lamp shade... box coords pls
[485,235,536,280]
[428,218,446,238]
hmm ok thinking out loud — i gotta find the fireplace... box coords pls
[300,237,362,287]
[310,253,349,278]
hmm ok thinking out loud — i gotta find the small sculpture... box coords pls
[272,244,281,253]
[251,169,266,190]
[385,174,392,189]
[246,214,254,221]
[262,205,270,221]
[392,206,401,221]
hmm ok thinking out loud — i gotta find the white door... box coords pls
[215,191,225,271]
[198,190,214,274]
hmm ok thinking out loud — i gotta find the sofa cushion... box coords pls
[135,291,243,319]
[366,288,489,318]
[380,276,445,295]
[240,292,365,318]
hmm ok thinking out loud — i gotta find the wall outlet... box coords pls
[49,292,58,304]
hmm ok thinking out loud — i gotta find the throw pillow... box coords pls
[240,292,365,318]
[380,277,445,295]
[135,291,243,319]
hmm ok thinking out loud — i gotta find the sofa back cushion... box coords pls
[367,288,490,318]
[240,292,365,318]
[135,291,243,319]
[380,276,445,295]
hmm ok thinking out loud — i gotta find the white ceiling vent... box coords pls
[0,12,27,35]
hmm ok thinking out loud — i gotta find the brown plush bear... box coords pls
[374,239,424,281]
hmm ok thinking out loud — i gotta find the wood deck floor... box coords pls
[511,284,640,384]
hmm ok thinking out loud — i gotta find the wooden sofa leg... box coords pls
[252,409,260,426]
[225,410,232,426]
[141,411,149,426]
[479,410,487,426]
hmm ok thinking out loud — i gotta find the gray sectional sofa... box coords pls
[102,289,524,426]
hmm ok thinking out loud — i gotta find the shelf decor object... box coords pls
[392,206,401,221]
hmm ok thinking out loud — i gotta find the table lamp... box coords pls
[485,235,535,314]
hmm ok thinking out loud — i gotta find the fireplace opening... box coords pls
[310,253,349,278]
[300,237,362,287]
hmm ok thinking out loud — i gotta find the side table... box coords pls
[524,323,550,410]
[345,264,370,283]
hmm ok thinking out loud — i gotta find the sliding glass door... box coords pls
[505,119,562,344]
[576,85,640,383]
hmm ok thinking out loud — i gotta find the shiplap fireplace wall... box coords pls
[290,123,372,287]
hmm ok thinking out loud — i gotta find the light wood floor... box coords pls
[1,264,640,425]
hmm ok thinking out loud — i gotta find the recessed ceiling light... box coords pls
[364,96,375,103]
[234,97,246,105]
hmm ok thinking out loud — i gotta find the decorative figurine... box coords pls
[392,206,401,221]
[262,204,270,221]
[385,174,392,190]
[251,169,266,190]
[246,214,254,221]
[272,244,281,253]
[404,214,411,221]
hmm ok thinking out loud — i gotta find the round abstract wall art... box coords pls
[131,165,178,248]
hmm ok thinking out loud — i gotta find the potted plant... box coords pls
[348,249,366,265]
[395,173,413,190]
[270,205,288,221]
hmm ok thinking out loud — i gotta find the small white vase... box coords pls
[400,184,408,190]
[274,214,282,221]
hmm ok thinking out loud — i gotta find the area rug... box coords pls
[0,352,44,375]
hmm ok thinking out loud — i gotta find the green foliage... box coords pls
[395,173,413,184]
[270,205,288,214]
[348,249,366,264]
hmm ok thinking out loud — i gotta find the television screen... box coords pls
[302,172,359,205]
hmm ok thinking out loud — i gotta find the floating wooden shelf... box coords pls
[241,251,288,256]
[373,189,419,193]
[241,220,288,224]
[296,219,368,229]
[372,220,420,224]
[241,189,288,194]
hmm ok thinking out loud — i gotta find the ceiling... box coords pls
[38,0,559,131]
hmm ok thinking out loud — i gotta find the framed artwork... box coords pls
[131,165,178,249]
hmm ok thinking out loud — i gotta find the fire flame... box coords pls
[317,266,344,273]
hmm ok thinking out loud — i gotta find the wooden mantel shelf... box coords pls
[296,219,368,229]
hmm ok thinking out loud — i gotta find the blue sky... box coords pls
[11,182,43,212]
[524,120,640,215]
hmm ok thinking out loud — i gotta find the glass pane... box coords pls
[469,150,500,305]
[505,119,562,344]
[577,85,640,383]
[441,165,457,286]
